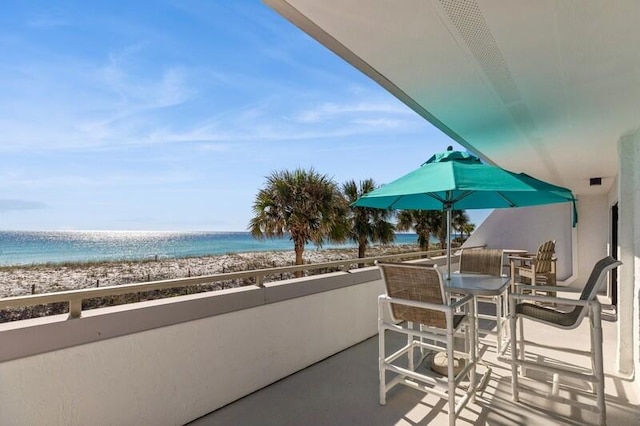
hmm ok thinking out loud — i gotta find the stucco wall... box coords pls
[462,203,574,280]
[618,130,640,379]
[574,194,610,291]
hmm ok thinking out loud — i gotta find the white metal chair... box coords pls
[458,248,507,352]
[509,256,621,426]
[377,261,477,426]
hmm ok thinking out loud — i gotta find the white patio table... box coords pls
[443,273,511,378]
[444,273,511,297]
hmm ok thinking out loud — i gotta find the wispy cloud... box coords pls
[293,101,413,123]
[0,66,425,157]
[0,199,46,211]
[99,47,193,110]
[0,167,197,190]
[145,95,425,146]
[26,13,69,29]
[0,4,421,156]
[0,1,455,232]
[0,49,197,152]
[351,118,409,128]
[195,143,230,152]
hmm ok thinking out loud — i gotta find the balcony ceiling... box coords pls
[265,0,640,195]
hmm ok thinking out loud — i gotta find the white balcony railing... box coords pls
[0,248,454,319]
[0,257,409,424]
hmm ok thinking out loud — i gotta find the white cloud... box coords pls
[27,13,69,29]
[100,47,192,110]
[0,53,196,152]
[0,169,196,190]
[0,199,46,211]
[0,33,423,158]
[292,101,413,123]
[351,118,409,128]
[195,143,231,152]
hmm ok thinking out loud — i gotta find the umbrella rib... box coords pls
[425,191,473,209]
[427,193,446,204]
[388,196,404,210]
[450,191,474,205]
[496,191,516,207]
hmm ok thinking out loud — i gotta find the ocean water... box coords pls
[0,231,421,267]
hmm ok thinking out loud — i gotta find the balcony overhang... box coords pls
[265,0,640,195]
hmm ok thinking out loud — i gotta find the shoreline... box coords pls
[0,244,424,298]
[0,231,426,268]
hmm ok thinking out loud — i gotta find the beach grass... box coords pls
[0,244,425,322]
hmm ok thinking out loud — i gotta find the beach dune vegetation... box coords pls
[248,168,348,277]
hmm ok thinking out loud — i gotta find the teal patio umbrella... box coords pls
[354,148,577,278]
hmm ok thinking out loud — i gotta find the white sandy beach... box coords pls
[0,245,421,298]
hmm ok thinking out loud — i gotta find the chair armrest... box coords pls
[514,283,579,293]
[509,254,535,261]
[509,293,600,308]
[449,294,474,310]
[380,294,473,313]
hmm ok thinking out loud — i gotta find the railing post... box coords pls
[68,299,82,319]
[256,274,264,287]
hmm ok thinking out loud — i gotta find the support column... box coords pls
[617,130,640,377]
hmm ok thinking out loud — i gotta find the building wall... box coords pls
[574,194,611,291]
[463,193,615,292]
[618,130,640,379]
[462,203,574,280]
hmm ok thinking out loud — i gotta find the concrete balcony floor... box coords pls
[189,307,639,426]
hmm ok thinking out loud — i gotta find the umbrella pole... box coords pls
[446,205,452,280]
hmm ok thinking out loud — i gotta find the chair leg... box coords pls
[592,309,606,425]
[496,294,503,353]
[464,314,472,402]
[518,314,526,376]
[407,321,415,371]
[509,299,519,402]
[378,301,386,405]
[447,330,456,426]
[469,301,477,402]
[551,373,560,396]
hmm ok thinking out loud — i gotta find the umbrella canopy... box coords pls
[355,150,576,211]
[354,148,577,278]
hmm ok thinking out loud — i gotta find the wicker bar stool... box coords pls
[457,248,507,352]
[377,261,477,426]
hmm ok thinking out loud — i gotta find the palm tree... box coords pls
[429,211,447,250]
[342,179,396,261]
[460,222,475,240]
[397,210,470,251]
[452,210,471,236]
[396,210,439,251]
[432,210,469,248]
[249,168,348,276]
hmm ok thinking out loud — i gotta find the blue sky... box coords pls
[0,1,489,231]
